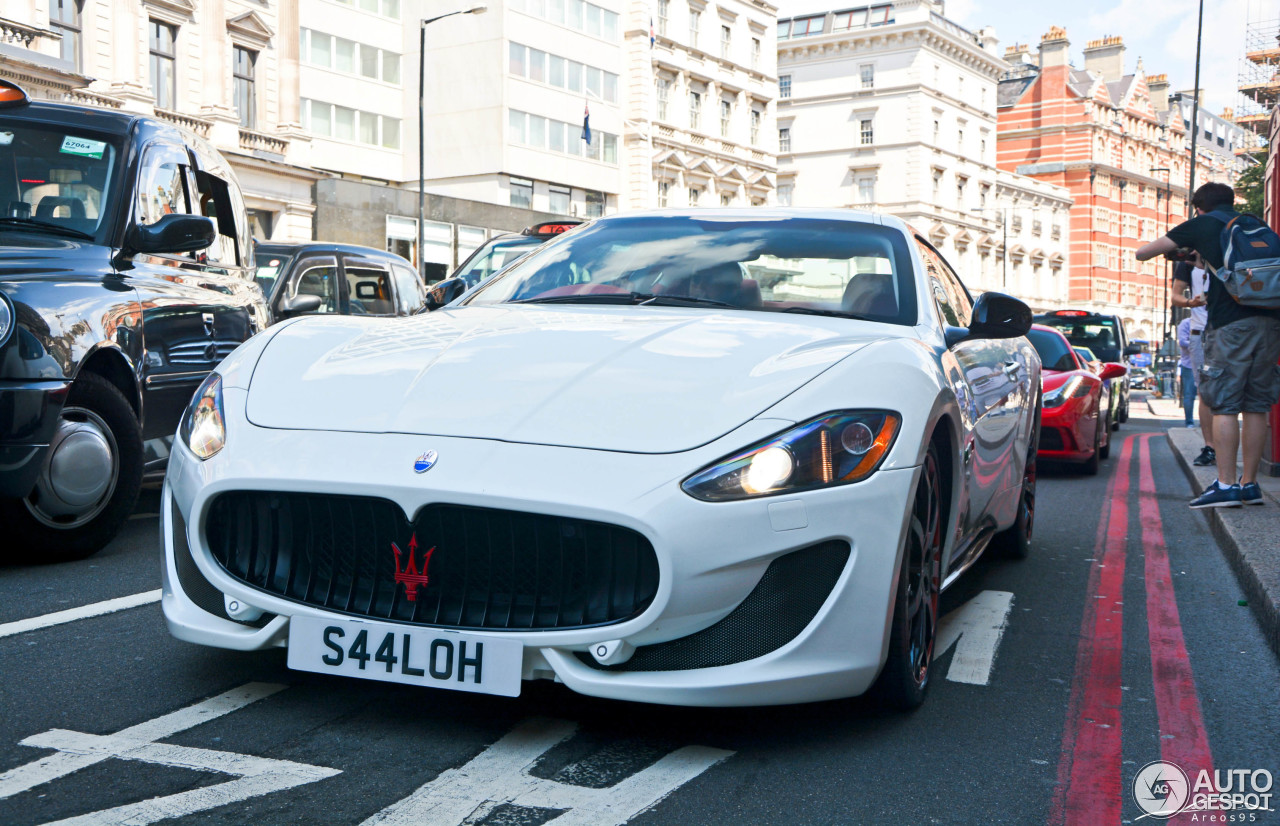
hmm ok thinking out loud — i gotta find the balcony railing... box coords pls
[63,89,123,109]
[154,108,212,138]
[239,128,288,156]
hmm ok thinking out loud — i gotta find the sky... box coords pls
[773,0,1274,117]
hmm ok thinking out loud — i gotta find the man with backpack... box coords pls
[1137,182,1280,509]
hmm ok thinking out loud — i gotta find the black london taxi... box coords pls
[424,220,583,309]
[0,81,269,562]
[254,242,425,322]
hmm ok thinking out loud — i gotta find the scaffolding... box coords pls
[1238,17,1280,139]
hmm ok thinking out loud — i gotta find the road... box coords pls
[2,401,1277,826]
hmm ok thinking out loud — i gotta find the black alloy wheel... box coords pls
[1099,410,1112,460]
[1083,413,1102,476]
[871,441,944,710]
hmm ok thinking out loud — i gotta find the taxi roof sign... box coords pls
[0,80,30,108]
[522,221,582,237]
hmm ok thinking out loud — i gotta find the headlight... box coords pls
[682,411,900,501]
[1042,376,1089,408]
[179,373,226,459]
[0,291,13,349]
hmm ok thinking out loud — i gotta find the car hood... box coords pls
[245,306,886,453]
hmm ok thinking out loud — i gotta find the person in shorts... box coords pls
[1177,317,1196,427]
[1171,260,1215,464]
[1137,182,1280,508]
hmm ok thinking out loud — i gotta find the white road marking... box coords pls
[0,590,161,640]
[933,589,1015,685]
[361,717,732,826]
[0,682,340,826]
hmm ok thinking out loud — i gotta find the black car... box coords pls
[254,242,424,322]
[1033,309,1131,426]
[0,81,269,561]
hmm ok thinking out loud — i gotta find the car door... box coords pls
[916,240,1014,564]
[341,254,398,316]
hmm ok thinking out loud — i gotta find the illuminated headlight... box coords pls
[682,411,901,501]
[179,373,226,460]
[1042,376,1089,408]
[0,290,13,349]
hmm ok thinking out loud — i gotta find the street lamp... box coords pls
[419,5,487,281]
[971,206,1009,292]
[1150,166,1172,345]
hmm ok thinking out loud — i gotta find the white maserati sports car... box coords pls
[162,209,1041,709]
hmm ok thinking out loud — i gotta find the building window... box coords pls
[689,10,700,46]
[932,169,942,199]
[779,74,791,99]
[657,0,668,35]
[304,99,400,148]
[781,14,823,38]
[721,192,732,206]
[508,42,618,103]
[656,77,670,120]
[956,176,966,207]
[585,189,605,217]
[508,109,618,164]
[302,30,402,85]
[688,187,701,206]
[720,99,731,137]
[857,176,875,205]
[957,126,964,149]
[859,118,873,145]
[149,20,178,110]
[752,37,760,69]
[933,118,940,143]
[750,108,760,144]
[549,185,571,214]
[233,47,257,129]
[860,64,874,89]
[689,90,701,130]
[50,0,82,71]
[510,177,533,209]
[777,184,792,206]
[517,0,618,39]
[657,180,670,207]
[720,24,731,57]
[779,127,791,152]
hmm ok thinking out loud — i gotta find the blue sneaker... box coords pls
[1190,481,1243,509]
[1241,482,1265,506]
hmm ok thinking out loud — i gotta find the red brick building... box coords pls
[996,28,1189,343]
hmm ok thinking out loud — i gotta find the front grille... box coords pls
[579,540,850,672]
[1038,428,1065,451]
[205,492,659,631]
[166,339,240,365]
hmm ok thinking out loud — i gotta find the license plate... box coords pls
[287,615,523,697]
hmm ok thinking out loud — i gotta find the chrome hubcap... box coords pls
[25,406,119,529]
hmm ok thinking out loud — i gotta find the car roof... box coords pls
[590,207,894,230]
[255,241,411,263]
[1,98,142,136]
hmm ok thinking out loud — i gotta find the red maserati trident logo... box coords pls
[391,534,435,601]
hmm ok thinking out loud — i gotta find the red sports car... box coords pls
[1028,324,1126,474]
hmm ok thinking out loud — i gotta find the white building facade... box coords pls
[775,0,1072,307]
[0,0,319,241]
[623,0,780,209]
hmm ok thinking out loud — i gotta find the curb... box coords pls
[1166,430,1280,660]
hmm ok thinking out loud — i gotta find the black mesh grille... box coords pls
[1038,428,1065,451]
[579,540,849,672]
[205,492,659,631]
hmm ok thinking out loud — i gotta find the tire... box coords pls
[0,372,143,563]
[1099,412,1112,460]
[1118,390,1130,423]
[993,407,1038,560]
[870,441,943,711]
[1082,415,1101,476]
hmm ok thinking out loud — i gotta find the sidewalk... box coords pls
[1146,394,1280,658]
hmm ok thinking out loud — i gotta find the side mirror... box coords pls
[424,277,467,311]
[947,292,1032,346]
[1123,344,1141,356]
[125,214,216,255]
[1099,363,1128,381]
[277,293,323,317]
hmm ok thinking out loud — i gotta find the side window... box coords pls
[345,262,395,315]
[392,264,426,313]
[288,259,340,314]
[136,144,193,227]
[916,239,972,328]
[192,170,241,267]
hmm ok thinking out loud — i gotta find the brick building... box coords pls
[996,29,1189,343]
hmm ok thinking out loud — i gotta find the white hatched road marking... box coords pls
[361,717,732,826]
[0,591,161,639]
[933,589,1015,685]
[0,682,341,826]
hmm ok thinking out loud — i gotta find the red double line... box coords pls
[1048,434,1215,825]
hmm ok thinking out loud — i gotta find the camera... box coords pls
[1165,246,1197,262]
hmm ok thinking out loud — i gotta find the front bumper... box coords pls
[0,379,69,497]
[162,413,920,707]
[1037,400,1096,462]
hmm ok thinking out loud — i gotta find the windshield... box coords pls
[1028,328,1079,372]
[254,251,294,297]
[0,122,119,239]
[462,215,918,324]
[452,235,545,288]
[1037,317,1121,362]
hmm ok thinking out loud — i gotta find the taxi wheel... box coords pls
[871,441,943,711]
[1,373,143,563]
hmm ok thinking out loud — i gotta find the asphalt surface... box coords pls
[2,398,1277,826]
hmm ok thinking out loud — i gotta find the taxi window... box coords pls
[289,260,340,314]
[136,144,193,227]
[392,263,426,313]
[345,264,395,315]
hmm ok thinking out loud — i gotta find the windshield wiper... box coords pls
[780,306,873,320]
[636,293,737,308]
[0,217,95,241]
[512,292,643,305]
